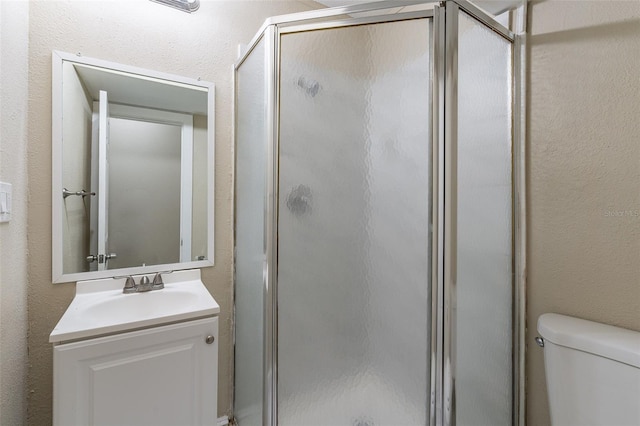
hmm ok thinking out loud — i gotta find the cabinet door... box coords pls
[54,317,218,426]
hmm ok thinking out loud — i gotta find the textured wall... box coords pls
[26,1,318,424]
[0,1,30,425]
[527,1,640,424]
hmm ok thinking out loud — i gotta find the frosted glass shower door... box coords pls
[277,18,432,426]
[452,8,514,426]
[234,37,268,426]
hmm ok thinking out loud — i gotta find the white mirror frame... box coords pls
[52,50,215,283]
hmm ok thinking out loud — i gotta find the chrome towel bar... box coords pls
[62,188,96,199]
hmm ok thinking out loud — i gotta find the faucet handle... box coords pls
[123,276,137,294]
[152,272,164,290]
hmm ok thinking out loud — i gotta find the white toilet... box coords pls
[537,313,640,426]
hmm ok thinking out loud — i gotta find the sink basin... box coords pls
[87,288,202,323]
[50,269,219,343]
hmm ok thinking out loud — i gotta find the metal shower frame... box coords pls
[233,1,527,424]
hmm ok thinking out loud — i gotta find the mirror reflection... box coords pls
[53,51,214,283]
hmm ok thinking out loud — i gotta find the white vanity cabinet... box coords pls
[53,317,218,426]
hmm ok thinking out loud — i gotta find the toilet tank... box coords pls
[538,313,640,426]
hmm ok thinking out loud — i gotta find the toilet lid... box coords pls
[538,313,640,369]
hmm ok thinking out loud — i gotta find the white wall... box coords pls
[0,1,30,424]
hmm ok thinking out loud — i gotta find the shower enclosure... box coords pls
[234,1,525,425]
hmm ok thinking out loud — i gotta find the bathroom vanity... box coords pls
[48,51,219,425]
[50,269,219,426]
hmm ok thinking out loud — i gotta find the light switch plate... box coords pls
[0,182,12,223]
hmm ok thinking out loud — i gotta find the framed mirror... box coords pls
[52,51,214,283]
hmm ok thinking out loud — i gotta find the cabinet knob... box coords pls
[205,335,215,344]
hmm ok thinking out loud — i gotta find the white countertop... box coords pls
[50,269,219,343]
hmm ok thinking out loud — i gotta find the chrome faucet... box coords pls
[121,272,167,294]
